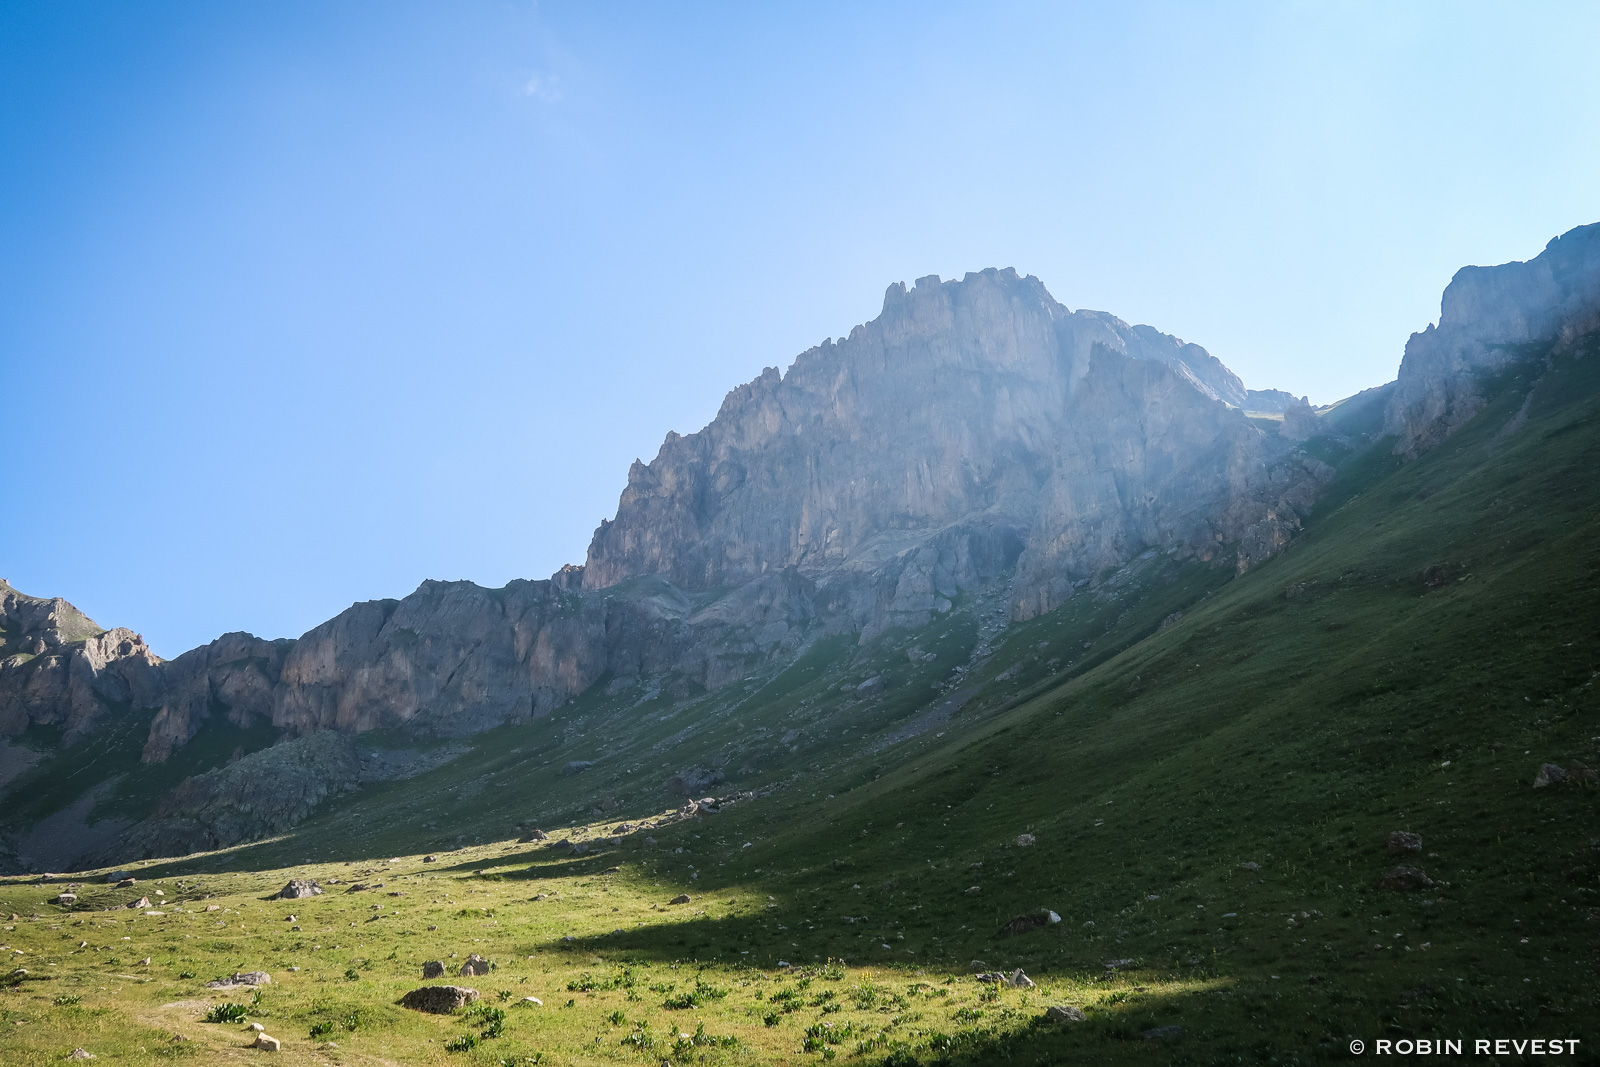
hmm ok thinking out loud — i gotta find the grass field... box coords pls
[2,339,1598,1065]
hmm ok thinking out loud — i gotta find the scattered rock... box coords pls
[669,894,691,905]
[518,829,548,843]
[205,905,221,912]
[1141,1025,1185,1040]
[247,1023,264,1032]
[105,872,133,884]
[252,1033,281,1051]
[398,985,480,1013]
[68,1050,96,1060]
[974,971,1006,983]
[53,893,78,906]
[1043,1005,1087,1023]
[965,886,981,894]
[1015,834,1035,848]
[996,908,1061,938]
[459,954,491,976]
[422,961,445,979]
[277,880,321,899]
[422,854,438,863]
[1238,861,1260,872]
[561,760,594,776]
[968,960,988,972]
[519,996,542,1006]
[1005,968,1035,989]
[1572,761,1600,786]
[126,897,151,909]
[1377,866,1433,892]
[138,957,150,966]
[1386,831,1423,855]
[1103,959,1136,971]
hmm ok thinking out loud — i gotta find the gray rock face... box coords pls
[583,269,1325,624]
[2,268,1343,867]
[0,580,163,746]
[1386,222,1600,455]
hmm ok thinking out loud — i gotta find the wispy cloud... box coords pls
[523,72,563,103]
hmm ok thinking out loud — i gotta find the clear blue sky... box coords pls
[3,1,1598,657]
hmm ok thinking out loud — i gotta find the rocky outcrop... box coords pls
[584,269,1325,623]
[0,580,163,746]
[1385,222,1600,455]
[4,267,1347,866]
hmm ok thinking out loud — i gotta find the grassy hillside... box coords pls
[2,339,1597,1065]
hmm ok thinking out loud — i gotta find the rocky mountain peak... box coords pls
[1386,221,1600,454]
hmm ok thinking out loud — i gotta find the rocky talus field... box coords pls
[1,226,1598,1065]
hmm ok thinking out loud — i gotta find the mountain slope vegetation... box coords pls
[2,326,1596,1064]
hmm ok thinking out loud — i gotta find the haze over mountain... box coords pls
[3,223,1598,873]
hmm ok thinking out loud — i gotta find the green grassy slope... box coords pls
[2,340,1597,1065]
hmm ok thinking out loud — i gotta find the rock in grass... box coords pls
[1004,968,1035,989]
[669,894,691,905]
[206,971,271,989]
[1386,831,1422,855]
[519,995,542,1006]
[996,908,1061,938]
[561,760,594,776]
[252,1033,281,1050]
[1377,866,1432,892]
[1534,763,1566,788]
[398,985,479,1013]
[1043,1005,1086,1023]
[422,854,438,862]
[459,954,491,976]
[1015,834,1036,847]
[53,893,77,906]
[518,829,548,843]
[421,961,445,979]
[1141,1025,1185,1040]
[68,1050,95,1060]
[126,897,151,909]
[277,879,321,899]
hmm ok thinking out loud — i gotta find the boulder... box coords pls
[1043,1005,1086,1023]
[1534,763,1566,788]
[518,829,548,843]
[126,897,151,909]
[53,893,78,906]
[1386,831,1423,855]
[398,985,480,1013]
[1377,866,1432,892]
[252,1034,281,1051]
[669,894,691,905]
[423,854,438,862]
[459,954,491,976]
[421,961,445,979]
[277,879,322,899]
[1004,968,1035,989]
[68,1050,96,1061]
[1015,834,1035,848]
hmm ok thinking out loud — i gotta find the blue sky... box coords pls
[3,1,1598,657]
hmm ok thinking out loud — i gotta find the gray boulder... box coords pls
[398,985,479,1013]
[277,879,321,899]
[421,961,445,979]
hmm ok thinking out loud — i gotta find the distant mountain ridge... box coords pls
[4,229,1597,870]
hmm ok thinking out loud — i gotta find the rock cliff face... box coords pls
[0,580,163,746]
[4,269,1321,771]
[584,269,1325,623]
[3,266,1340,867]
[1386,222,1600,455]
